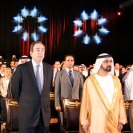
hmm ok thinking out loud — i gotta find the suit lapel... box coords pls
[73,71,78,87]
[28,61,39,92]
[42,62,51,95]
[42,63,46,91]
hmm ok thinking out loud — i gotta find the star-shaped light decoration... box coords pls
[12,6,48,41]
[73,9,110,45]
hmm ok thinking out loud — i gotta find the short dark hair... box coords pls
[64,54,75,61]
[30,41,44,52]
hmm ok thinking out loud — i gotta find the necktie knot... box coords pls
[69,70,72,75]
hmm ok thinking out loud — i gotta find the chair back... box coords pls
[129,101,133,133]
[49,92,59,132]
[122,100,133,132]
[4,98,19,131]
[61,98,80,132]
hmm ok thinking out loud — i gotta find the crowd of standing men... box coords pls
[0,41,133,133]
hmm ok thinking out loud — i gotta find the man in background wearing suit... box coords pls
[54,54,84,132]
[11,41,53,133]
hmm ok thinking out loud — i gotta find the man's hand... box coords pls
[118,123,123,131]
[82,124,89,132]
[55,106,61,111]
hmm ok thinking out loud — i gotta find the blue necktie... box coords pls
[69,70,74,86]
[36,65,42,93]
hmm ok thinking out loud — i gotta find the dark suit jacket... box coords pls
[11,61,53,129]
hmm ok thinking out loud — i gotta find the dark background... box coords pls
[0,0,133,66]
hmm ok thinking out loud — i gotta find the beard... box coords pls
[101,65,111,72]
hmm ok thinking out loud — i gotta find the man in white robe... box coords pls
[80,53,127,133]
[123,65,133,100]
[123,65,133,133]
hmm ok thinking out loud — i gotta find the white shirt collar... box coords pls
[65,68,73,73]
[32,59,43,68]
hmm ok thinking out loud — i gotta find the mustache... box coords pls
[107,66,111,69]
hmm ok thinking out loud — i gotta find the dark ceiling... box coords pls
[0,0,133,65]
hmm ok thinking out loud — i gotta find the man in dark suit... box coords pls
[11,41,53,133]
